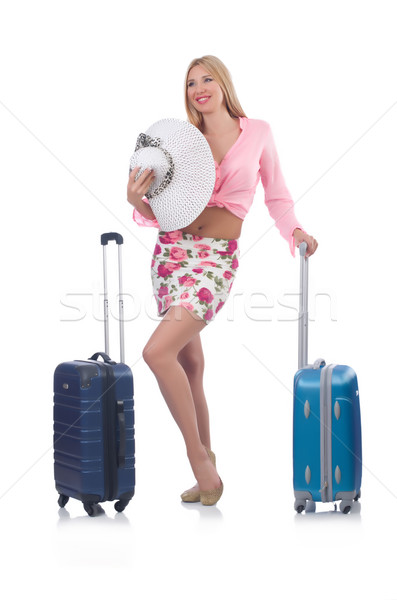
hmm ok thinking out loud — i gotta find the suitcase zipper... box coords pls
[320,365,336,503]
[99,362,118,502]
[104,364,118,501]
[98,362,110,501]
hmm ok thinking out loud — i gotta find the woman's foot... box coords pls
[180,482,200,502]
[200,478,223,506]
[181,447,216,502]
[195,448,223,506]
[188,446,221,493]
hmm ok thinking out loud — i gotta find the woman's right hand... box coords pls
[127,166,156,207]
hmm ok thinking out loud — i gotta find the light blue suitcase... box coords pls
[293,243,362,514]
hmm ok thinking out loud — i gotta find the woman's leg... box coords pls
[177,332,210,449]
[177,332,211,495]
[142,305,221,492]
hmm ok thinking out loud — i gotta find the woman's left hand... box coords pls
[293,228,318,257]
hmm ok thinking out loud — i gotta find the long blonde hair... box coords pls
[184,55,247,132]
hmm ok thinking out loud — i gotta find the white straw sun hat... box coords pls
[129,118,216,231]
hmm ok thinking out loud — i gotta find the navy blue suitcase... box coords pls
[292,243,362,514]
[53,233,135,516]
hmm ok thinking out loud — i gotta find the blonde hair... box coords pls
[184,55,247,132]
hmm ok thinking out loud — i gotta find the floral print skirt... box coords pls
[151,230,240,324]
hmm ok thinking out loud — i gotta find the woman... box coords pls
[127,55,318,506]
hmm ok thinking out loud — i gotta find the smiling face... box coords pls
[186,64,225,113]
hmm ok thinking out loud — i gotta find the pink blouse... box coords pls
[132,116,305,256]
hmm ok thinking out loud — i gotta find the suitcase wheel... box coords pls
[294,498,316,514]
[354,490,361,502]
[294,499,306,513]
[58,494,69,508]
[83,502,102,517]
[340,500,352,514]
[114,500,129,513]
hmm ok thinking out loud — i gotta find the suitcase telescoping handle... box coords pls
[101,232,125,364]
[298,242,308,369]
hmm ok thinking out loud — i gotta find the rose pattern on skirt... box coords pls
[151,231,240,324]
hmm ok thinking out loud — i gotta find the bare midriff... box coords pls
[179,205,243,240]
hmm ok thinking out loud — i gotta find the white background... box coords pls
[1,0,396,598]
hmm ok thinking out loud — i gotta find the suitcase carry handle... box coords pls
[101,232,125,363]
[89,351,116,364]
[298,242,308,369]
